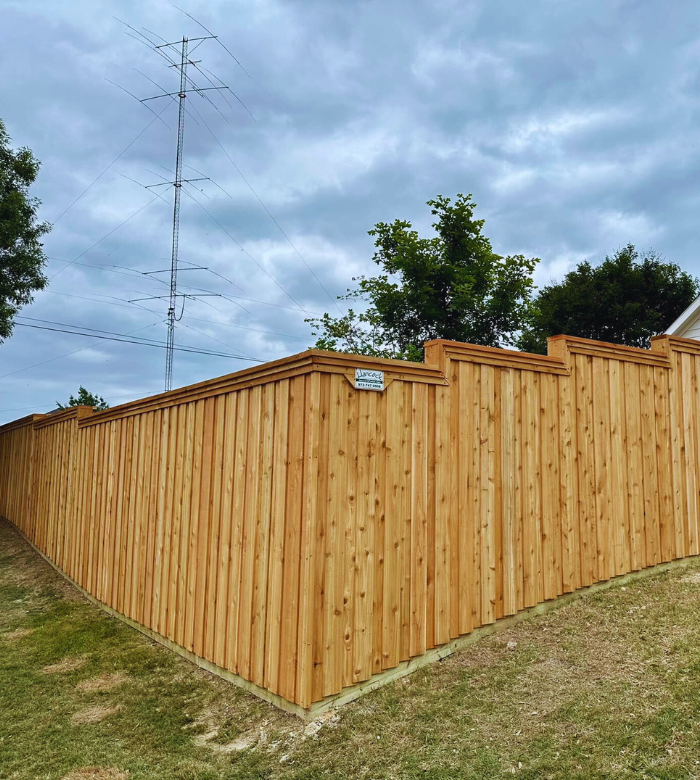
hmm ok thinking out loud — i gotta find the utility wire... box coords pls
[17,316,174,347]
[14,322,262,361]
[0,322,162,381]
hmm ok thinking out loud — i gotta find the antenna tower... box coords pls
[164,36,188,392]
[135,31,227,391]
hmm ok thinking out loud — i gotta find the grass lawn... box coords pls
[3,517,700,780]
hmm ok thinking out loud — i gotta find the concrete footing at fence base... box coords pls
[10,517,698,722]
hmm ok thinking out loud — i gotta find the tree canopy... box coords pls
[517,244,700,354]
[56,386,109,412]
[307,194,538,360]
[0,118,49,342]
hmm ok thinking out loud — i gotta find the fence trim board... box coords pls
[652,334,700,357]
[550,334,672,367]
[79,350,447,428]
[424,339,569,375]
[0,413,47,434]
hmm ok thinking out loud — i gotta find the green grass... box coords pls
[3,517,700,779]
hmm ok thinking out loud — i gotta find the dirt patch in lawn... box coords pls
[76,672,128,692]
[62,768,129,780]
[3,627,34,641]
[72,704,123,725]
[42,657,87,675]
[194,727,261,753]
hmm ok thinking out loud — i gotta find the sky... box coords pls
[2,0,700,424]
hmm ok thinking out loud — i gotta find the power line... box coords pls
[13,322,262,361]
[17,316,172,346]
[0,322,162,381]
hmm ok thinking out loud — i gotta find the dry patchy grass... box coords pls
[61,768,130,780]
[3,516,700,779]
[76,672,128,692]
[43,657,88,675]
[3,627,33,641]
[72,704,124,725]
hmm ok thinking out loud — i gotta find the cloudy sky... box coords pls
[2,0,700,423]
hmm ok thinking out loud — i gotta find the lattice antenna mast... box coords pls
[164,36,189,392]
[134,32,223,391]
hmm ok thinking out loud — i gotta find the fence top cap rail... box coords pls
[308,348,444,377]
[548,334,671,367]
[652,334,700,356]
[425,338,569,375]
[0,412,46,434]
[77,348,446,427]
[34,405,94,430]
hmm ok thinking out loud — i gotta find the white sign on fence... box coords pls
[355,368,384,391]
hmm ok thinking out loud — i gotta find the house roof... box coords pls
[666,295,700,335]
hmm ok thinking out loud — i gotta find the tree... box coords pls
[307,194,538,360]
[0,118,50,342]
[517,244,700,354]
[56,387,109,412]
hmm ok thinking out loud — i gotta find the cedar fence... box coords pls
[1,334,700,715]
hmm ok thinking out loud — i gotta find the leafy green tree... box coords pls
[307,194,538,360]
[0,118,49,342]
[56,386,109,411]
[518,244,700,354]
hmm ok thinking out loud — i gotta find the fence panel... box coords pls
[3,338,700,712]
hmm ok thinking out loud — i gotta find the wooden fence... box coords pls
[2,334,700,714]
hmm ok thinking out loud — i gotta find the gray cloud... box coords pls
[2,0,700,421]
